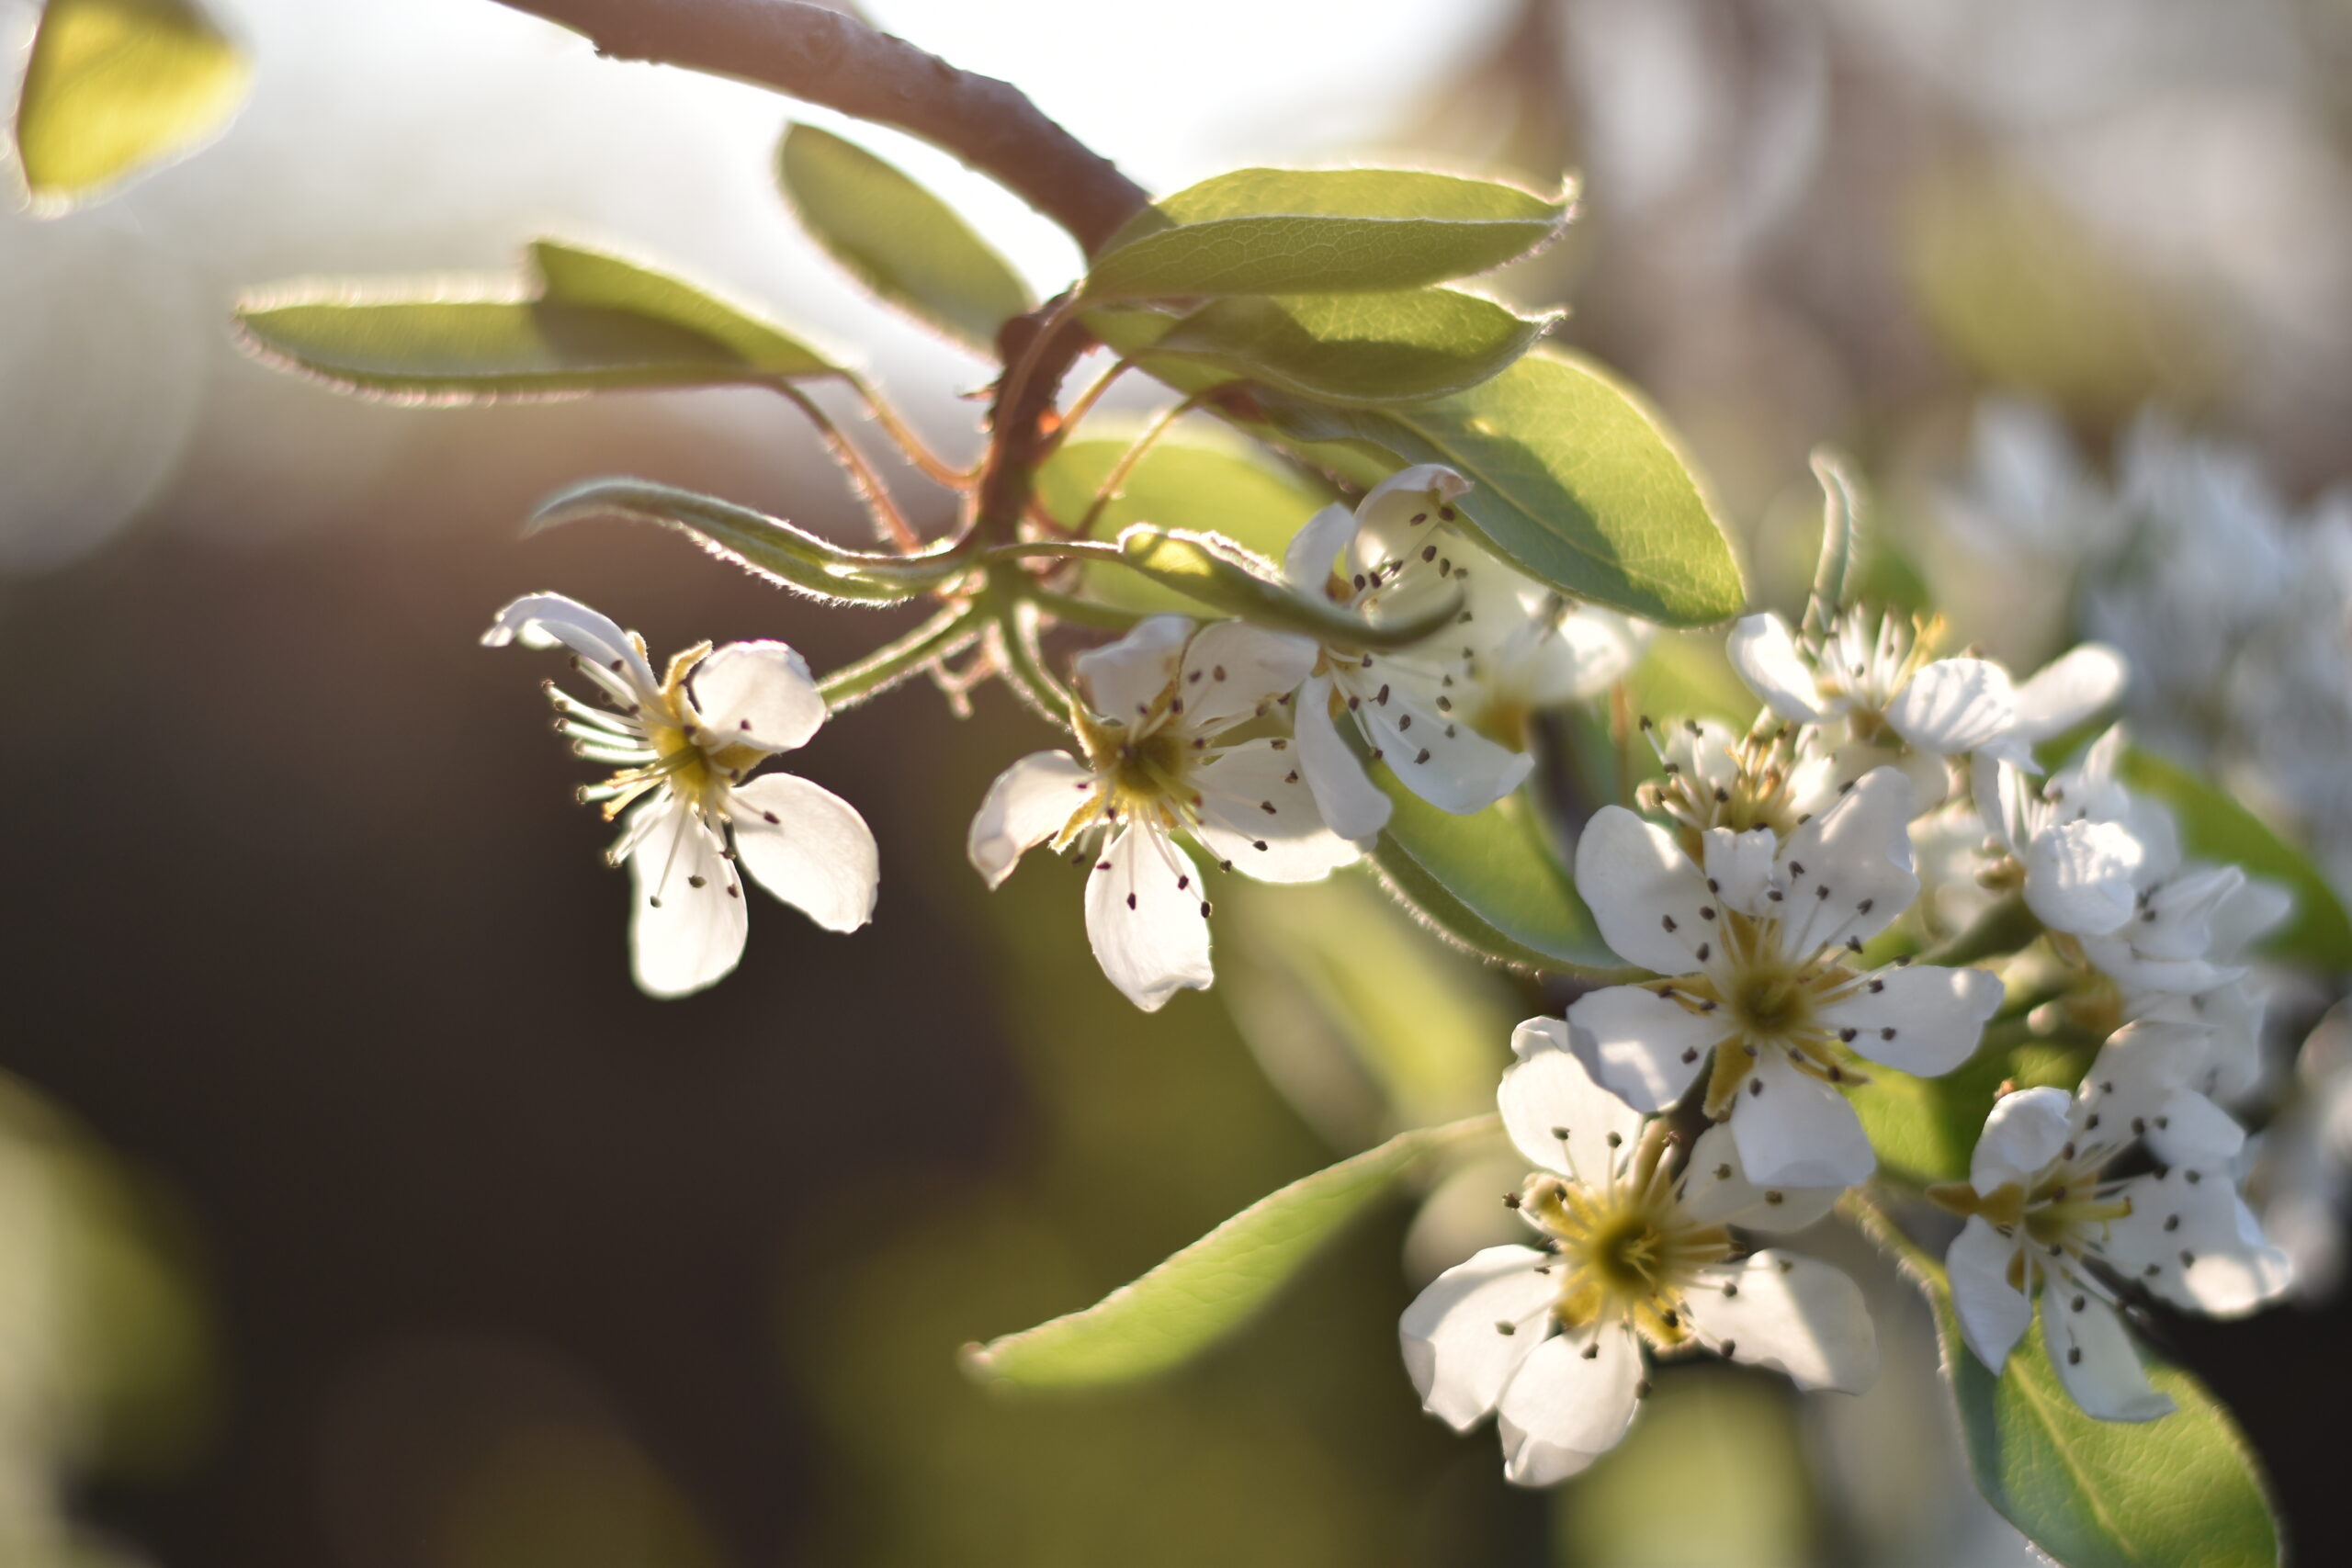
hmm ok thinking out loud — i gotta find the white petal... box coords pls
[688,640,826,752]
[1349,660,1532,817]
[1725,613,1833,723]
[1970,1087,2073,1195]
[1884,658,2018,756]
[1729,1051,1876,1189]
[2042,1291,2172,1422]
[1398,1245,1558,1430]
[967,750,1093,889]
[2135,865,2246,962]
[2142,1088,2247,1170]
[2206,878,2293,964]
[1946,1216,2033,1373]
[1291,675,1391,843]
[625,799,748,998]
[1083,824,1214,1011]
[1774,768,1920,952]
[1351,463,1471,574]
[1501,1018,1648,1179]
[2022,819,2145,936]
[1819,964,2002,1077]
[2011,645,2128,740]
[1543,605,1647,702]
[1193,738,1360,883]
[1495,1325,1644,1486]
[1073,615,1192,726]
[1175,621,1317,734]
[1702,828,1780,919]
[2105,1170,2291,1316]
[1683,1252,1878,1393]
[484,591,663,707]
[1282,502,1360,593]
[1564,987,1722,1116]
[1677,1123,1838,1233]
[1574,807,1720,974]
[728,773,878,933]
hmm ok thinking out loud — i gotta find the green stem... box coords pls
[1073,390,1211,537]
[773,379,921,552]
[1023,588,1148,631]
[982,539,1125,566]
[1918,893,2039,969]
[817,603,981,709]
[1838,1184,1942,1280]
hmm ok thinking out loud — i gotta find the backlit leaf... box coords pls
[962,1116,1498,1388]
[778,122,1034,355]
[14,0,249,205]
[1085,168,1572,300]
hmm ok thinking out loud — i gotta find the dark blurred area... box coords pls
[6,0,2352,1563]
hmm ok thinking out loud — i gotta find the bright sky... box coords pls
[0,0,1512,571]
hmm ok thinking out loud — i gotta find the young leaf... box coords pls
[1253,352,1745,627]
[14,0,250,205]
[1034,434,1334,615]
[961,1116,1497,1389]
[777,123,1035,355]
[529,241,835,376]
[1367,773,1636,978]
[1084,168,1573,300]
[530,478,962,604]
[1109,526,1459,650]
[2120,747,2352,971]
[1803,446,1862,636]
[1922,1267,2280,1568]
[1085,289,1554,406]
[236,243,837,400]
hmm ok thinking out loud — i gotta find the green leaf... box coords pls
[236,242,836,399]
[1034,432,1333,616]
[1222,875,1518,1131]
[1367,773,1635,977]
[529,241,835,376]
[1084,168,1573,300]
[1251,352,1744,626]
[530,478,962,604]
[1846,1040,2082,1186]
[1108,526,1460,651]
[961,1116,1497,1388]
[1921,1266,2279,1568]
[13,0,249,205]
[2120,748,2352,971]
[1085,289,1553,405]
[777,122,1035,355]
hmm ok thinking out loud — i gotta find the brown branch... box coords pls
[486,0,1150,255]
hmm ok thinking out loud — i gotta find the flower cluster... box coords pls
[1400,584,2307,1482]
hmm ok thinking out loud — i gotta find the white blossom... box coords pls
[1936,1020,2292,1422]
[967,615,1357,1011]
[1728,607,2126,807]
[1568,768,2004,1188]
[1401,1020,1876,1486]
[1282,466,1575,842]
[484,593,879,998]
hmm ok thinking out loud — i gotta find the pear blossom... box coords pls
[1568,768,2004,1188]
[1727,606,2126,802]
[484,593,879,998]
[1932,1021,2292,1421]
[967,615,1357,1011]
[1280,465,1545,842]
[1401,1019,1875,1486]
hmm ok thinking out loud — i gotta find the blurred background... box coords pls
[6,0,2352,1562]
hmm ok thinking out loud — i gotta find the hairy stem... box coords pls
[775,380,919,550]
[817,602,981,708]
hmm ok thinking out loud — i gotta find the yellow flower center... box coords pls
[1523,1132,1731,1348]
